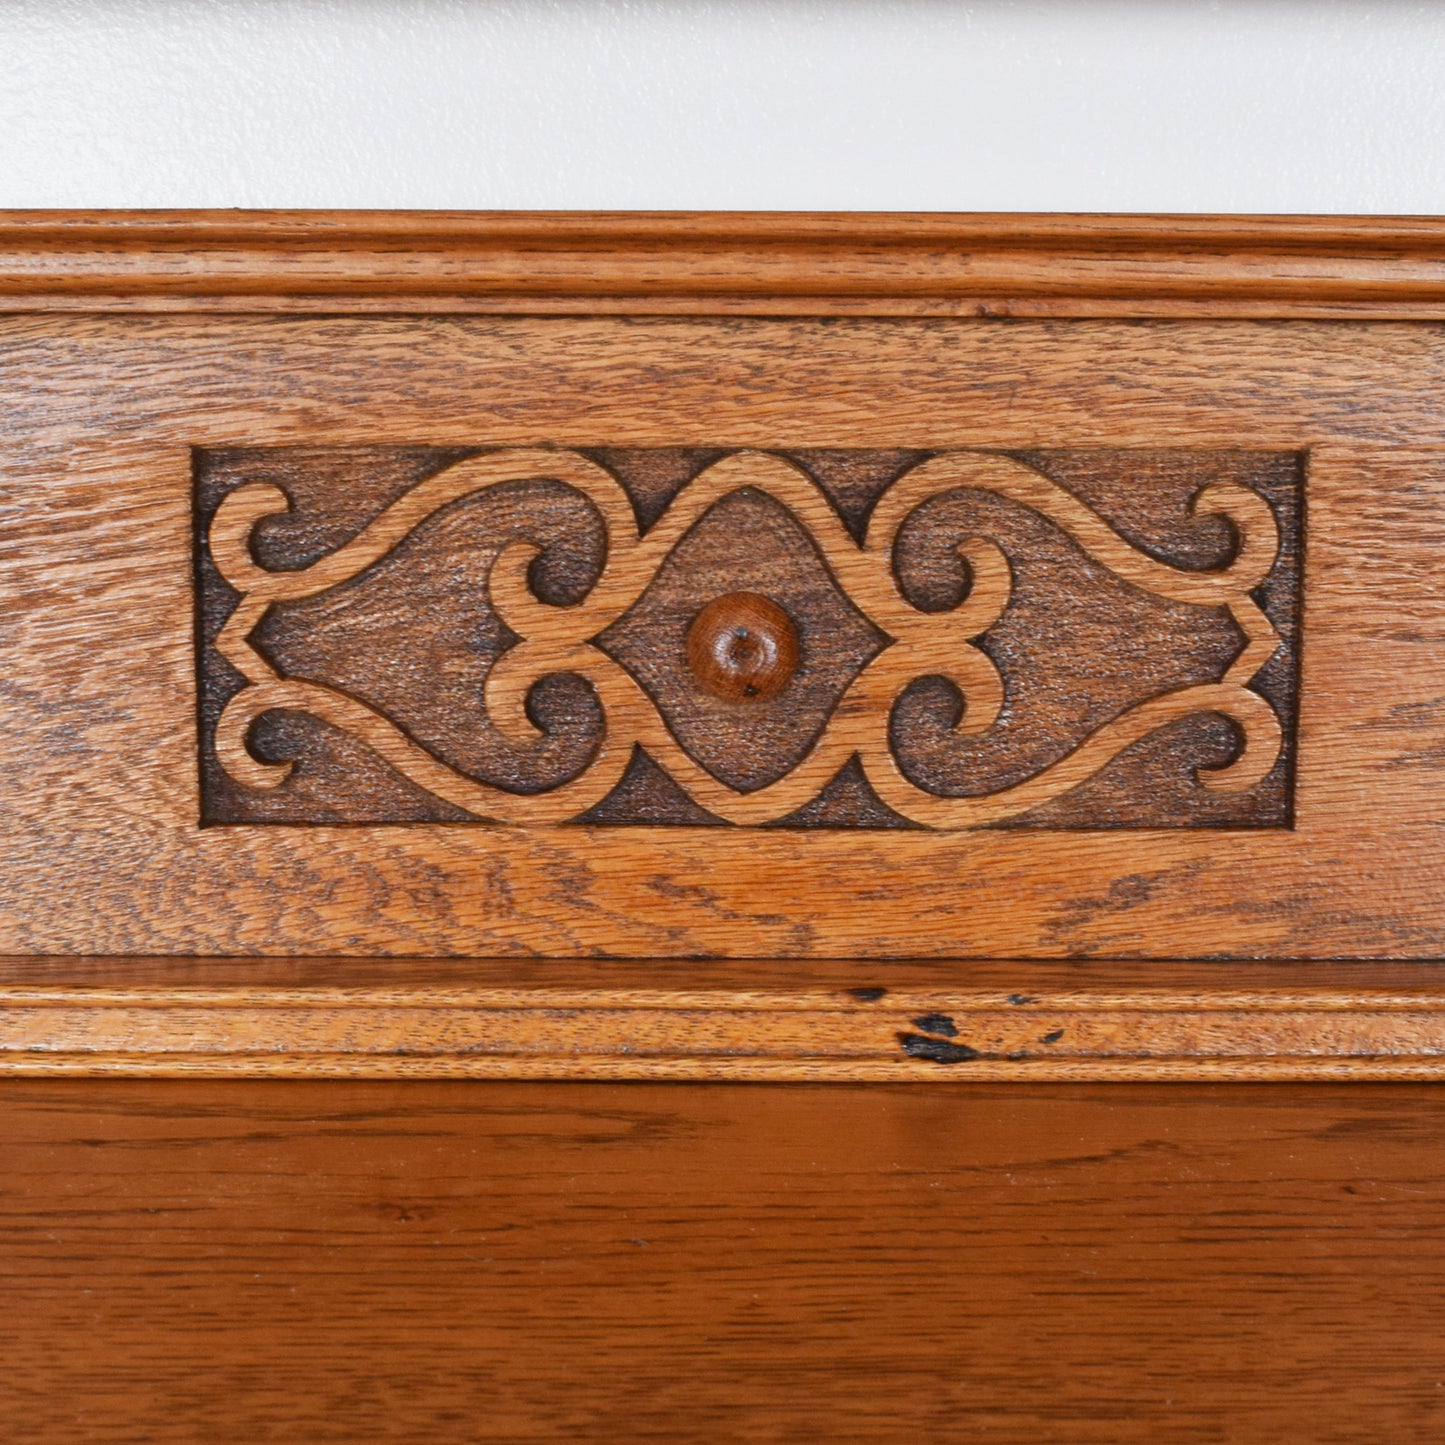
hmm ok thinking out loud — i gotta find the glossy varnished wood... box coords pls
[685,591,800,704]
[3,1078,1444,1442]
[5,210,1445,316]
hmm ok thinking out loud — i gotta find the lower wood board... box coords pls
[3,1078,1444,1443]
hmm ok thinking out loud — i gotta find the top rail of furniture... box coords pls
[0,210,1443,315]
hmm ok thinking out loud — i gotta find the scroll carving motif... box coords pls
[194,446,1302,829]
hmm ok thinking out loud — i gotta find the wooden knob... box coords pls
[686,592,799,703]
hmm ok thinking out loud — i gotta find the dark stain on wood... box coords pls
[911,1012,959,1037]
[897,1032,984,1064]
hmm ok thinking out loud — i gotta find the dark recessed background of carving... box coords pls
[194,446,1302,830]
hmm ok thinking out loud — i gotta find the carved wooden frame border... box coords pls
[5,210,1445,1079]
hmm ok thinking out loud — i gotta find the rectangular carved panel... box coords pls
[196,445,1301,830]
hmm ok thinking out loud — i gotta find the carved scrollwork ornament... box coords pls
[205,447,1291,829]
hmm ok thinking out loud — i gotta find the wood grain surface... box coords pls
[5,210,1445,316]
[5,214,1445,1076]
[3,1077,1445,1443]
[6,957,1445,1080]
[2,309,1443,959]
[7,219,1445,1444]
[197,444,1297,828]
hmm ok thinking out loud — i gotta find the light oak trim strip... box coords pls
[5,211,1445,317]
[4,962,1445,1079]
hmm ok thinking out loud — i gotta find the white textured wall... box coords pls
[2,0,1444,212]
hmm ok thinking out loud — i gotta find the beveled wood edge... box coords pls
[5,960,1445,1079]
[3,210,1445,317]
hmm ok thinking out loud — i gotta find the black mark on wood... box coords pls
[898,1033,982,1064]
[911,1012,959,1037]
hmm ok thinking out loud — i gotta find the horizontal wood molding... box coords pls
[4,210,1445,317]
[4,961,1445,1080]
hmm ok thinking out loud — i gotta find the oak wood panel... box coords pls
[3,1078,1445,1443]
[5,216,1445,1075]
[2,314,1444,959]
